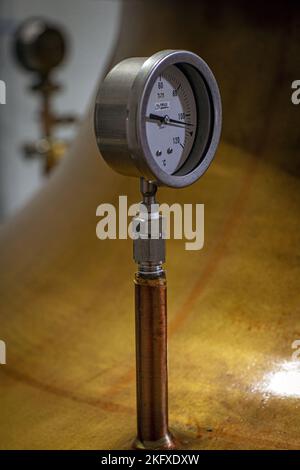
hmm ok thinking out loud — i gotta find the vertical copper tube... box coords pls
[133,271,175,450]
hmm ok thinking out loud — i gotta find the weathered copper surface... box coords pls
[134,273,175,449]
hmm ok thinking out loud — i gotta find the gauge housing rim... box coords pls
[127,49,222,188]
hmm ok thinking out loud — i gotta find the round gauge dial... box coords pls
[95,50,222,188]
[145,65,197,175]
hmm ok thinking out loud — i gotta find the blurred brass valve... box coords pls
[13,17,77,174]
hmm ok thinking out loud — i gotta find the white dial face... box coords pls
[145,65,197,175]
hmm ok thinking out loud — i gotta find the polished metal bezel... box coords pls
[127,50,222,188]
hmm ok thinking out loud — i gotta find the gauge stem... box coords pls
[132,179,176,449]
[140,178,157,207]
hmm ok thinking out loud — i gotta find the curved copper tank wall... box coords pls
[0,0,299,449]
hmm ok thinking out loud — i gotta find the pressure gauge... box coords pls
[94,50,221,188]
[14,17,66,75]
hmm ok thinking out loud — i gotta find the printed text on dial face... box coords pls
[145,65,197,175]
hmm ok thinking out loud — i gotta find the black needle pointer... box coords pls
[149,113,193,127]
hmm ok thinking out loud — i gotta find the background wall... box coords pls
[0,0,121,221]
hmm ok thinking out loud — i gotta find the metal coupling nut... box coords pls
[133,206,165,265]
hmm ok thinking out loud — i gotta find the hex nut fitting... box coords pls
[133,210,165,265]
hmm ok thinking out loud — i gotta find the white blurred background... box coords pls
[0,0,121,221]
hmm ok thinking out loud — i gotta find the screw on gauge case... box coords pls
[94,49,221,187]
[94,50,222,449]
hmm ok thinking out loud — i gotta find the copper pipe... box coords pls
[133,271,176,450]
